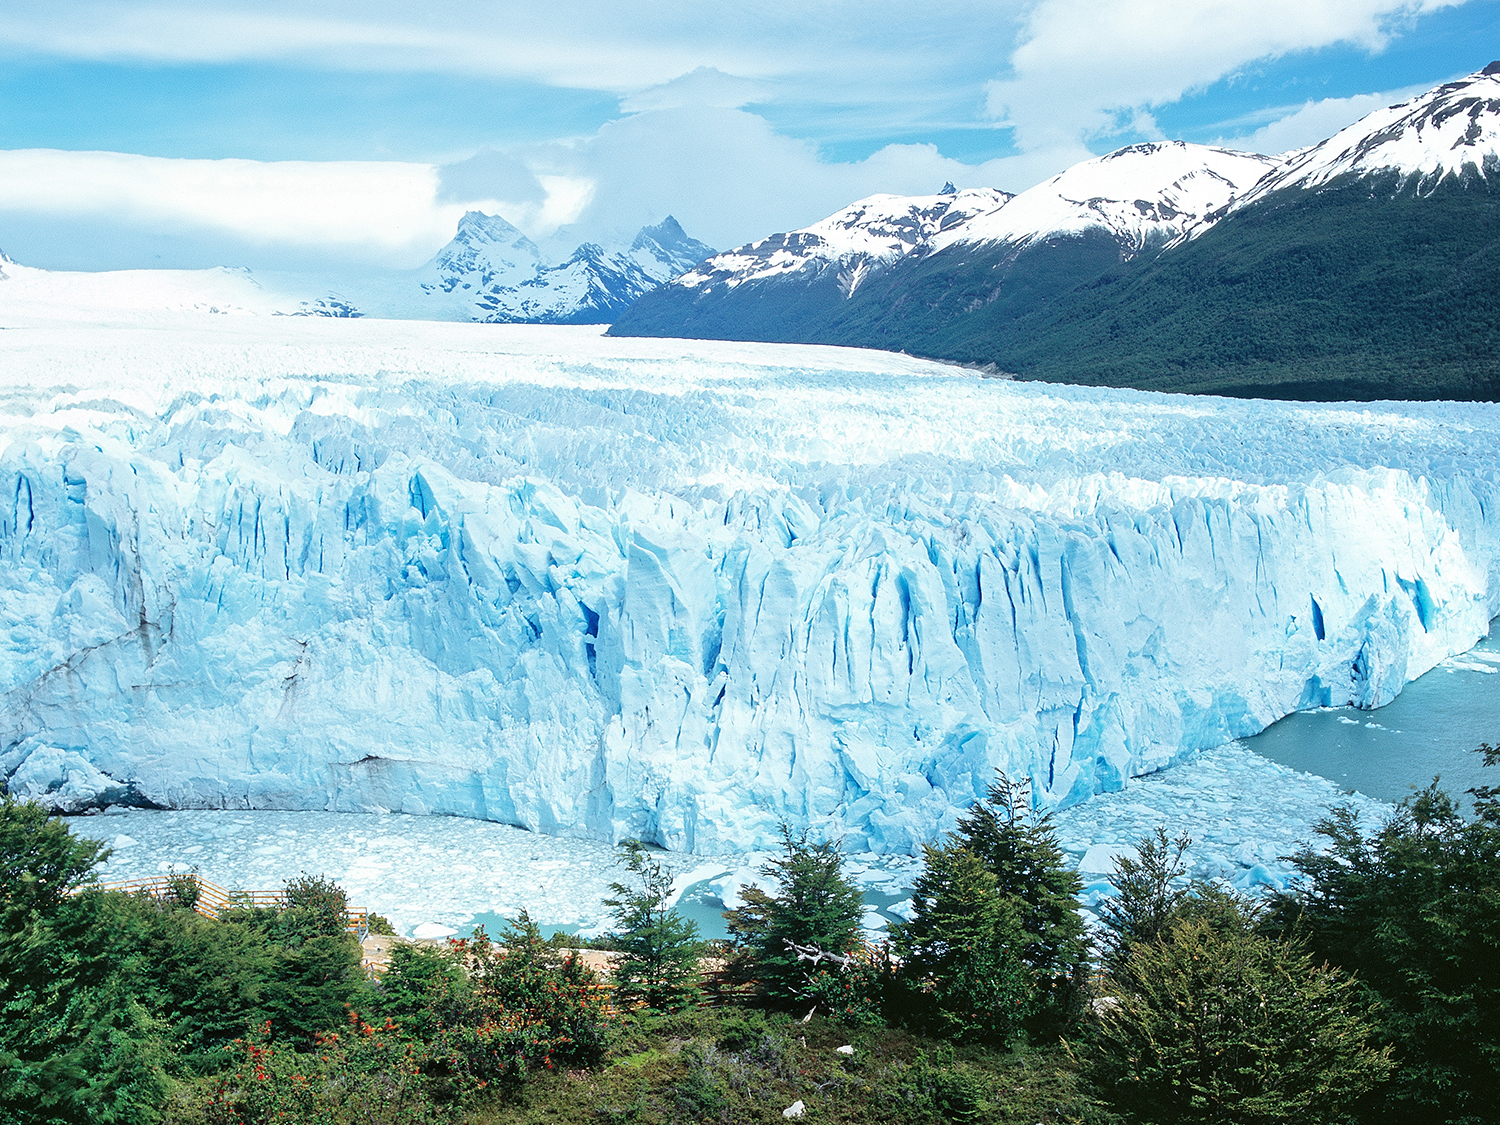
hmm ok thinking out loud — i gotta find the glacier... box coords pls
[2,316,1498,854]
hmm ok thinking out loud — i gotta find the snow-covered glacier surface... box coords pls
[2,316,1498,854]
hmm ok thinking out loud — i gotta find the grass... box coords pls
[460,1005,1113,1125]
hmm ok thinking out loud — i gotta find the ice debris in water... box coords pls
[69,740,1390,938]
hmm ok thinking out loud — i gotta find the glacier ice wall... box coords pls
[2,319,1498,853]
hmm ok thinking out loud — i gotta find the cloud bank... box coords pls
[985,0,1464,150]
[0,0,1483,270]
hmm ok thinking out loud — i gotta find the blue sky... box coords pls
[0,0,1496,271]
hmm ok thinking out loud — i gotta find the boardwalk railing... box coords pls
[87,874,370,941]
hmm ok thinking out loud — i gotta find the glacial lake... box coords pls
[1245,630,1500,809]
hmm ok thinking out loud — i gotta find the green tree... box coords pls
[108,892,278,1072]
[724,824,864,1006]
[1271,745,1500,1125]
[0,799,169,1124]
[1086,893,1393,1125]
[0,794,109,915]
[603,840,703,1011]
[277,871,350,944]
[952,773,1089,1024]
[374,942,469,1040]
[1096,826,1193,976]
[890,842,1034,1043]
[262,933,369,1045]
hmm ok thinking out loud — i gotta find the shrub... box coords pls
[115,892,279,1070]
[262,932,370,1045]
[1271,746,1500,1124]
[713,1008,774,1052]
[1086,893,1392,1125]
[803,945,889,1027]
[279,871,350,943]
[195,1013,455,1125]
[436,912,612,1086]
[163,869,203,912]
[375,941,470,1039]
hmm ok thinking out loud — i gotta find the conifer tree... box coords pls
[724,824,864,1005]
[890,842,1033,1042]
[950,773,1089,1023]
[604,840,704,1011]
[1087,896,1393,1125]
[1095,826,1193,976]
[1271,743,1500,1125]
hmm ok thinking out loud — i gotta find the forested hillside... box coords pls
[614,171,1500,401]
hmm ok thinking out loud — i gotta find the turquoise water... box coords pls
[437,631,1500,944]
[1244,631,1500,809]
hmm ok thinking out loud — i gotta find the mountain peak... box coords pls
[643,215,687,239]
[1241,66,1500,199]
[631,217,716,273]
[938,141,1279,257]
[453,210,530,245]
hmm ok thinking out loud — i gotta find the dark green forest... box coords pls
[612,171,1500,402]
[3,749,1498,1124]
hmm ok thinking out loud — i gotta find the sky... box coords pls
[0,0,1496,272]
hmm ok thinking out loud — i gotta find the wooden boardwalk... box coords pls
[89,873,371,940]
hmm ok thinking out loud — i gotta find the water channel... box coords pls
[1244,630,1500,809]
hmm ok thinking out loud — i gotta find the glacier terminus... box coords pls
[1,317,1497,854]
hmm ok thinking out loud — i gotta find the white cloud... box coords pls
[0,149,516,268]
[0,102,1078,272]
[0,1,1482,270]
[0,1,1007,96]
[457,106,1087,253]
[619,67,770,112]
[0,5,727,90]
[985,0,1464,150]
[1213,85,1430,154]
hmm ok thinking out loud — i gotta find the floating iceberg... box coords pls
[2,318,1497,854]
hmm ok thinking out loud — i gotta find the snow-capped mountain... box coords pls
[677,187,1011,297]
[410,213,714,324]
[0,214,713,327]
[417,211,543,299]
[647,145,1273,308]
[938,142,1279,256]
[614,63,1500,401]
[611,141,1281,349]
[1242,63,1500,198]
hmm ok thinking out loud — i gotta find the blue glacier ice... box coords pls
[2,317,1498,854]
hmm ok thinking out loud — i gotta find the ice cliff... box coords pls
[2,320,1498,853]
